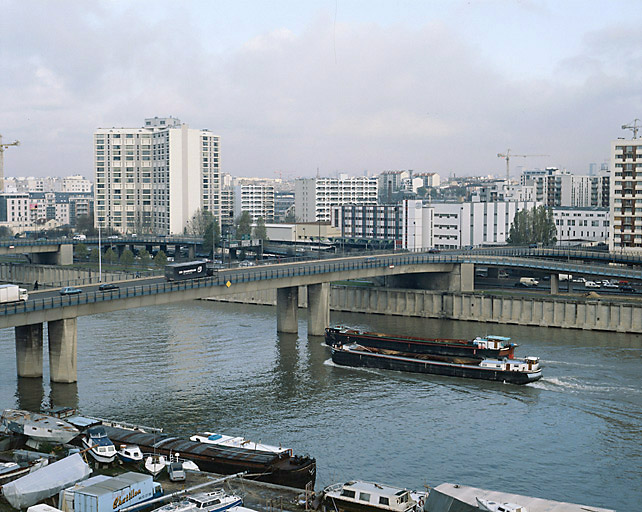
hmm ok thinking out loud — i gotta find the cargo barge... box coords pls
[330,344,541,385]
[325,327,516,360]
[100,426,315,489]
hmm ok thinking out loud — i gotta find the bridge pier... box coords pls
[15,323,44,378]
[48,318,77,383]
[388,263,474,292]
[307,283,330,336]
[277,286,298,333]
[31,244,73,265]
[550,274,559,294]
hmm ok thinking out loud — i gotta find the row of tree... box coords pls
[75,245,169,267]
[507,205,557,246]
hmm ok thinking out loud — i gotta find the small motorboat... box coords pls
[167,452,200,472]
[151,490,243,512]
[1,409,79,445]
[117,444,143,464]
[322,480,418,512]
[476,497,528,512]
[144,454,166,476]
[81,426,117,464]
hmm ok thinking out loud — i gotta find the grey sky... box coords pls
[1,1,640,179]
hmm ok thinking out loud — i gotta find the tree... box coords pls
[236,211,252,239]
[187,208,214,236]
[75,243,88,260]
[120,248,134,266]
[0,226,13,238]
[203,219,221,258]
[104,247,117,264]
[89,248,100,261]
[253,217,267,241]
[508,206,557,246]
[76,213,97,236]
[154,250,167,267]
[138,248,151,264]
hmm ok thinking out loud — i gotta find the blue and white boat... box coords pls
[81,426,117,463]
[151,490,243,512]
[117,444,143,464]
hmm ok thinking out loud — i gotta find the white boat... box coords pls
[117,444,143,464]
[190,431,292,455]
[0,458,48,485]
[476,497,528,512]
[81,426,117,463]
[1,409,79,445]
[151,490,243,512]
[166,451,200,471]
[322,480,419,512]
[144,454,166,476]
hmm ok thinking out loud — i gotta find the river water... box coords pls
[0,300,640,510]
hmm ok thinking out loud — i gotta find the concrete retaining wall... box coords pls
[208,285,642,333]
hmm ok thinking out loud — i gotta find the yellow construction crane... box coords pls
[0,134,20,193]
[621,119,640,139]
[497,149,548,187]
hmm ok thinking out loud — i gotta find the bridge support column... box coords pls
[15,323,44,378]
[187,245,195,259]
[48,318,77,383]
[308,283,330,336]
[550,274,559,294]
[277,286,299,333]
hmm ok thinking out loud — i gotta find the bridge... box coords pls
[3,250,642,384]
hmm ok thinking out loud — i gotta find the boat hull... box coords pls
[325,328,515,359]
[331,347,541,385]
[322,497,412,512]
[81,438,116,464]
[101,426,316,489]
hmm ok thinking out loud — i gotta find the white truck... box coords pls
[69,472,161,512]
[519,277,539,287]
[0,284,28,303]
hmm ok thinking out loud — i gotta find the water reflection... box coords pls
[15,378,45,412]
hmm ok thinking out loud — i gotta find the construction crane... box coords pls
[0,134,20,193]
[497,149,548,189]
[622,119,640,139]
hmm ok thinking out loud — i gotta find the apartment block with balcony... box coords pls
[94,117,220,235]
[610,138,642,251]
[234,184,275,222]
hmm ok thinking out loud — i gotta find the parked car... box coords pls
[584,281,601,288]
[98,283,119,291]
[60,286,82,295]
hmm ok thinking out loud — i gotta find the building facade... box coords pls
[554,207,609,246]
[233,184,275,222]
[295,176,378,223]
[609,138,642,251]
[94,117,220,235]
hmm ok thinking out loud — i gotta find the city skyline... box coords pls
[1,1,640,179]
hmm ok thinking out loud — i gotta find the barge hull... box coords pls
[325,328,514,359]
[331,348,541,385]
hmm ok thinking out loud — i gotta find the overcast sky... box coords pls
[1,1,641,180]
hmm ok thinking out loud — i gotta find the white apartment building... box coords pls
[521,168,609,208]
[94,117,220,235]
[554,207,609,245]
[233,184,275,222]
[5,175,92,194]
[295,175,378,223]
[0,192,30,231]
[609,138,642,251]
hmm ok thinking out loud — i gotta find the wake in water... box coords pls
[531,376,642,395]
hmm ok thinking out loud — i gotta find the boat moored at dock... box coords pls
[100,425,316,489]
[322,480,421,512]
[151,491,243,512]
[331,345,542,385]
[325,327,516,360]
[81,426,117,464]
[1,409,80,445]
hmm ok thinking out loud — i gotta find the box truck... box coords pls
[165,260,209,281]
[71,472,162,512]
[0,284,28,303]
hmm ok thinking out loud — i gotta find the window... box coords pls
[340,490,356,499]
[379,497,389,506]
[359,493,371,502]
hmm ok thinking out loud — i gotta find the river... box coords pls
[0,300,640,510]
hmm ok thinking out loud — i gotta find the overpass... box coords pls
[3,251,642,384]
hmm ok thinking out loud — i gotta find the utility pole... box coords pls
[0,134,20,193]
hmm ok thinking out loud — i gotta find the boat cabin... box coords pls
[187,491,241,511]
[472,336,511,350]
[479,357,540,372]
[324,481,417,512]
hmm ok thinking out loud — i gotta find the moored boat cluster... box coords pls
[325,326,543,385]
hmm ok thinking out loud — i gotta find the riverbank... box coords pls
[205,284,642,333]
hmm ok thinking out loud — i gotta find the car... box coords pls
[72,234,86,241]
[98,283,119,291]
[620,285,636,293]
[572,277,586,283]
[428,248,440,253]
[584,281,600,288]
[107,235,119,240]
[602,281,619,289]
[60,286,82,295]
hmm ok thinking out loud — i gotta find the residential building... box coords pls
[609,138,642,251]
[295,175,378,223]
[332,203,405,244]
[554,207,609,246]
[377,170,411,203]
[5,175,92,194]
[0,192,30,231]
[233,184,275,222]
[94,116,220,235]
[521,168,609,208]
[274,191,295,222]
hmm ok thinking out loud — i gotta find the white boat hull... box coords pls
[144,455,166,476]
[82,438,116,464]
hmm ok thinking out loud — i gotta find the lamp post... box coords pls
[98,220,102,283]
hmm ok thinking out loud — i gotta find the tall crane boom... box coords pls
[0,134,20,193]
[621,119,640,139]
[497,149,548,189]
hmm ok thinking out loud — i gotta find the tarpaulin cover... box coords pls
[2,454,91,509]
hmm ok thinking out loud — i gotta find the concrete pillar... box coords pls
[277,286,299,333]
[550,274,559,294]
[308,283,330,336]
[15,323,44,378]
[188,245,195,259]
[487,267,499,279]
[459,263,474,292]
[56,244,74,265]
[48,318,77,383]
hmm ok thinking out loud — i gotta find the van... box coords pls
[558,274,572,281]
[519,277,539,287]
[72,234,86,241]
